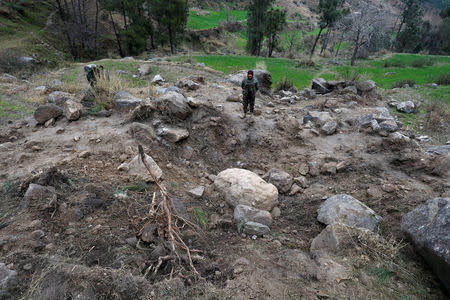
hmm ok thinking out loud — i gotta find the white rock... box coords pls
[122,154,163,182]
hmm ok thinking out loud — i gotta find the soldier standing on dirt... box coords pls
[241,70,258,119]
[84,64,100,88]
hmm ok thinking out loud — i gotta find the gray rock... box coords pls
[226,94,241,102]
[328,59,344,65]
[370,119,381,132]
[19,56,37,64]
[317,194,382,231]
[359,114,373,127]
[179,79,200,91]
[226,71,246,86]
[253,69,272,95]
[48,79,63,89]
[119,154,163,182]
[154,91,192,120]
[151,74,165,85]
[23,184,57,210]
[156,126,189,143]
[156,87,167,95]
[234,204,273,227]
[356,80,376,93]
[343,86,357,94]
[34,86,46,93]
[379,119,398,132]
[311,78,330,94]
[242,221,270,236]
[425,145,450,156]
[268,168,293,194]
[302,88,316,99]
[187,186,204,198]
[402,198,450,292]
[397,101,415,113]
[34,104,63,124]
[321,120,338,135]
[0,263,18,299]
[138,64,152,76]
[1,73,17,82]
[373,107,393,122]
[113,91,142,111]
[303,111,332,126]
[47,91,73,106]
[63,100,83,121]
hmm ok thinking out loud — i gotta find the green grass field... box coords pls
[188,9,247,30]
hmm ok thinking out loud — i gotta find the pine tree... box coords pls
[394,0,424,52]
[264,7,286,57]
[246,0,273,56]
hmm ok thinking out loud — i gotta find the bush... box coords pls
[296,55,316,68]
[425,101,450,133]
[275,76,294,92]
[411,58,434,68]
[383,61,405,68]
[338,67,362,82]
[0,51,39,74]
[356,47,370,59]
[391,79,416,88]
[435,73,450,85]
[92,73,133,109]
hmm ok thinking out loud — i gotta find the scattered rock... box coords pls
[242,221,270,236]
[187,186,204,199]
[34,104,63,124]
[356,80,376,93]
[271,207,281,219]
[214,168,278,210]
[402,197,450,292]
[154,92,192,120]
[289,183,302,195]
[156,126,189,143]
[178,79,200,91]
[370,119,380,132]
[397,101,415,114]
[321,162,337,175]
[49,79,63,89]
[425,145,450,156]
[0,263,18,299]
[226,94,241,102]
[46,91,72,106]
[64,100,83,121]
[138,64,152,76]
[317,194,383,231]
[311,78,330,94]
[34,86,47,94]
[113,91,142,111]
[343,86,357,94]
[151,74,165,85]
[321,120,338,135]
[234,205,273,227]
[44,118,55,127]
[294,176,309,188]
[1,73,17,82]
[268,168,293,194]
[120,154,163,182]
[303,111,332,126]
[379,119,398,132]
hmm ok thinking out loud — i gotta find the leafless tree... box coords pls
[337,5,386,65]
[283,30,303,54]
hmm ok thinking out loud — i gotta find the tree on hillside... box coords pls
[392,0,424,52]
[337,5,385,66]
[310,0,348,58]
[437,3,450,54]
[148,0,189,54]
[246,0,273,56]
[264,7,286,57]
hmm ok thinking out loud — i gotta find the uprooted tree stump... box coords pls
[127,145,201,282]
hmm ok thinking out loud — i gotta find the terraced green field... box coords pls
[188,9,247,30]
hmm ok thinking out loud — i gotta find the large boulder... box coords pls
[356,80,376,93]
[226,71,246,86]
[379,119,398,132]
[311,78,330,94]
[401,198,450,292]
[253,69,272,95]
[397,101,415,114]
[46,91,73,106]
[317,194,382,232]
[63,99,83,121]
[156,126,189,143]
[113,91,142,111]
[267,168,293,194]
[118,154,163,182]
[311,222,372,251]
[0,263,18,299]
[154,91,192,120]
[234,204,273,226]
[34,104,63,124]
[214,168,278,211]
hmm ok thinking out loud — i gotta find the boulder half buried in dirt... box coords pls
[267,168,293,194]
[401,197,450,292]
[317,194,382,232]
[63,99,83,121]
[154,91,192,120]
[234,204,273,227]
[118,154,163,182]
[311,78,330,94]
[0,263,18,299]
[47,91,73,106]
[23,183,57,210]
[156,126,189,143]
[113,91,142,111]
[253,69,272,95]
[214,168,278,211]
[34,104,63,124]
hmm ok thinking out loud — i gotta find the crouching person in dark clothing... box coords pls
[241,70,258,119]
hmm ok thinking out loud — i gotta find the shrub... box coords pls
[383,61,405,68]
[425,101,450,133]
[411,58,434,68]
[435,73,450,85]
[296,55,316,68]
[92,73,132,109]
[274,76,294,92]
[338,67,362,82]
[391,79,416,88]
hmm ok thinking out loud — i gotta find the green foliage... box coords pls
[395,0,424,53]
[264,7,287,57]
[392,79,416,88]
[317,0,348,29]
[369,268,395,283]
[338,66,362,82]
[436,73,450,85]
[246,0,273,55]
[187,9,246,30]
[411,58,434,67]
[0,96,34,120]
[88,103,106,115]
[118,182,148,192]
[194,208,208,229]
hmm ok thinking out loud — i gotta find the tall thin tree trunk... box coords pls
[310,27,324,58]
[168,26,175,54]
[122,1,128,31]
[110,11,124,57]
[320,29,332,55]
[94,0,99,57]
[351,31,361,66]
[55,0,77,60]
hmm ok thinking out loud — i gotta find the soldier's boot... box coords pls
[240,112,246,119]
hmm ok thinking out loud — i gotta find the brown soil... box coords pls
[0,65,449,299]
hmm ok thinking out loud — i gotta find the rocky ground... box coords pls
[0,61,449,299]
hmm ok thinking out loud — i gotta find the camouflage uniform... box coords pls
[241,76,258,114]
[84,64,100,87]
